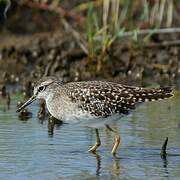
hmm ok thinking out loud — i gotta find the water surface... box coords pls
[0,92,180,180]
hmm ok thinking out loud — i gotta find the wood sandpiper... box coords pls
[16,76,173,156]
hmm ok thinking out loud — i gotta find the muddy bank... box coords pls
[0,0,179,89]
[0,30,179,89]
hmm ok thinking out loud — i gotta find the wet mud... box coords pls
[0,30,179,87]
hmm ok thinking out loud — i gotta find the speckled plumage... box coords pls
[32,77,173,126]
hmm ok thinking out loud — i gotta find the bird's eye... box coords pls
[38,86,45,92]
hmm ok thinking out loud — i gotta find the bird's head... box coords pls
[16,76,62,112]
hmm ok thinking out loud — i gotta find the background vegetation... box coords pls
[0,0,179,86]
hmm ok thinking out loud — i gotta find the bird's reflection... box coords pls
[91,153,102,176]
[109,158,120,176]
[91,153,121,177]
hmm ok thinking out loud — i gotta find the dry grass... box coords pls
[82,0,177,59]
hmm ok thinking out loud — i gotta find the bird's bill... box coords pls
[16,95,36,112]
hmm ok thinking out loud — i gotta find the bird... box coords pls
[16,76,173,156]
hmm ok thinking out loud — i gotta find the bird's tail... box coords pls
[134,87,173,102]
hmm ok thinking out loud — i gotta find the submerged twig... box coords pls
[160,137,168,158]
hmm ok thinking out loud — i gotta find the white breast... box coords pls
[46,93,122,128]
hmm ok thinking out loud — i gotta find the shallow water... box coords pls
[0,92,180,180]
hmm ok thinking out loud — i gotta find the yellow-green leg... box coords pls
[105,124,120,156]
[88,129,101,153]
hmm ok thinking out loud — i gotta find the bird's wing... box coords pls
[66,81,138,117]
[65,81,173,117]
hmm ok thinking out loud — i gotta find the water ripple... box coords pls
[0,94,179,179]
